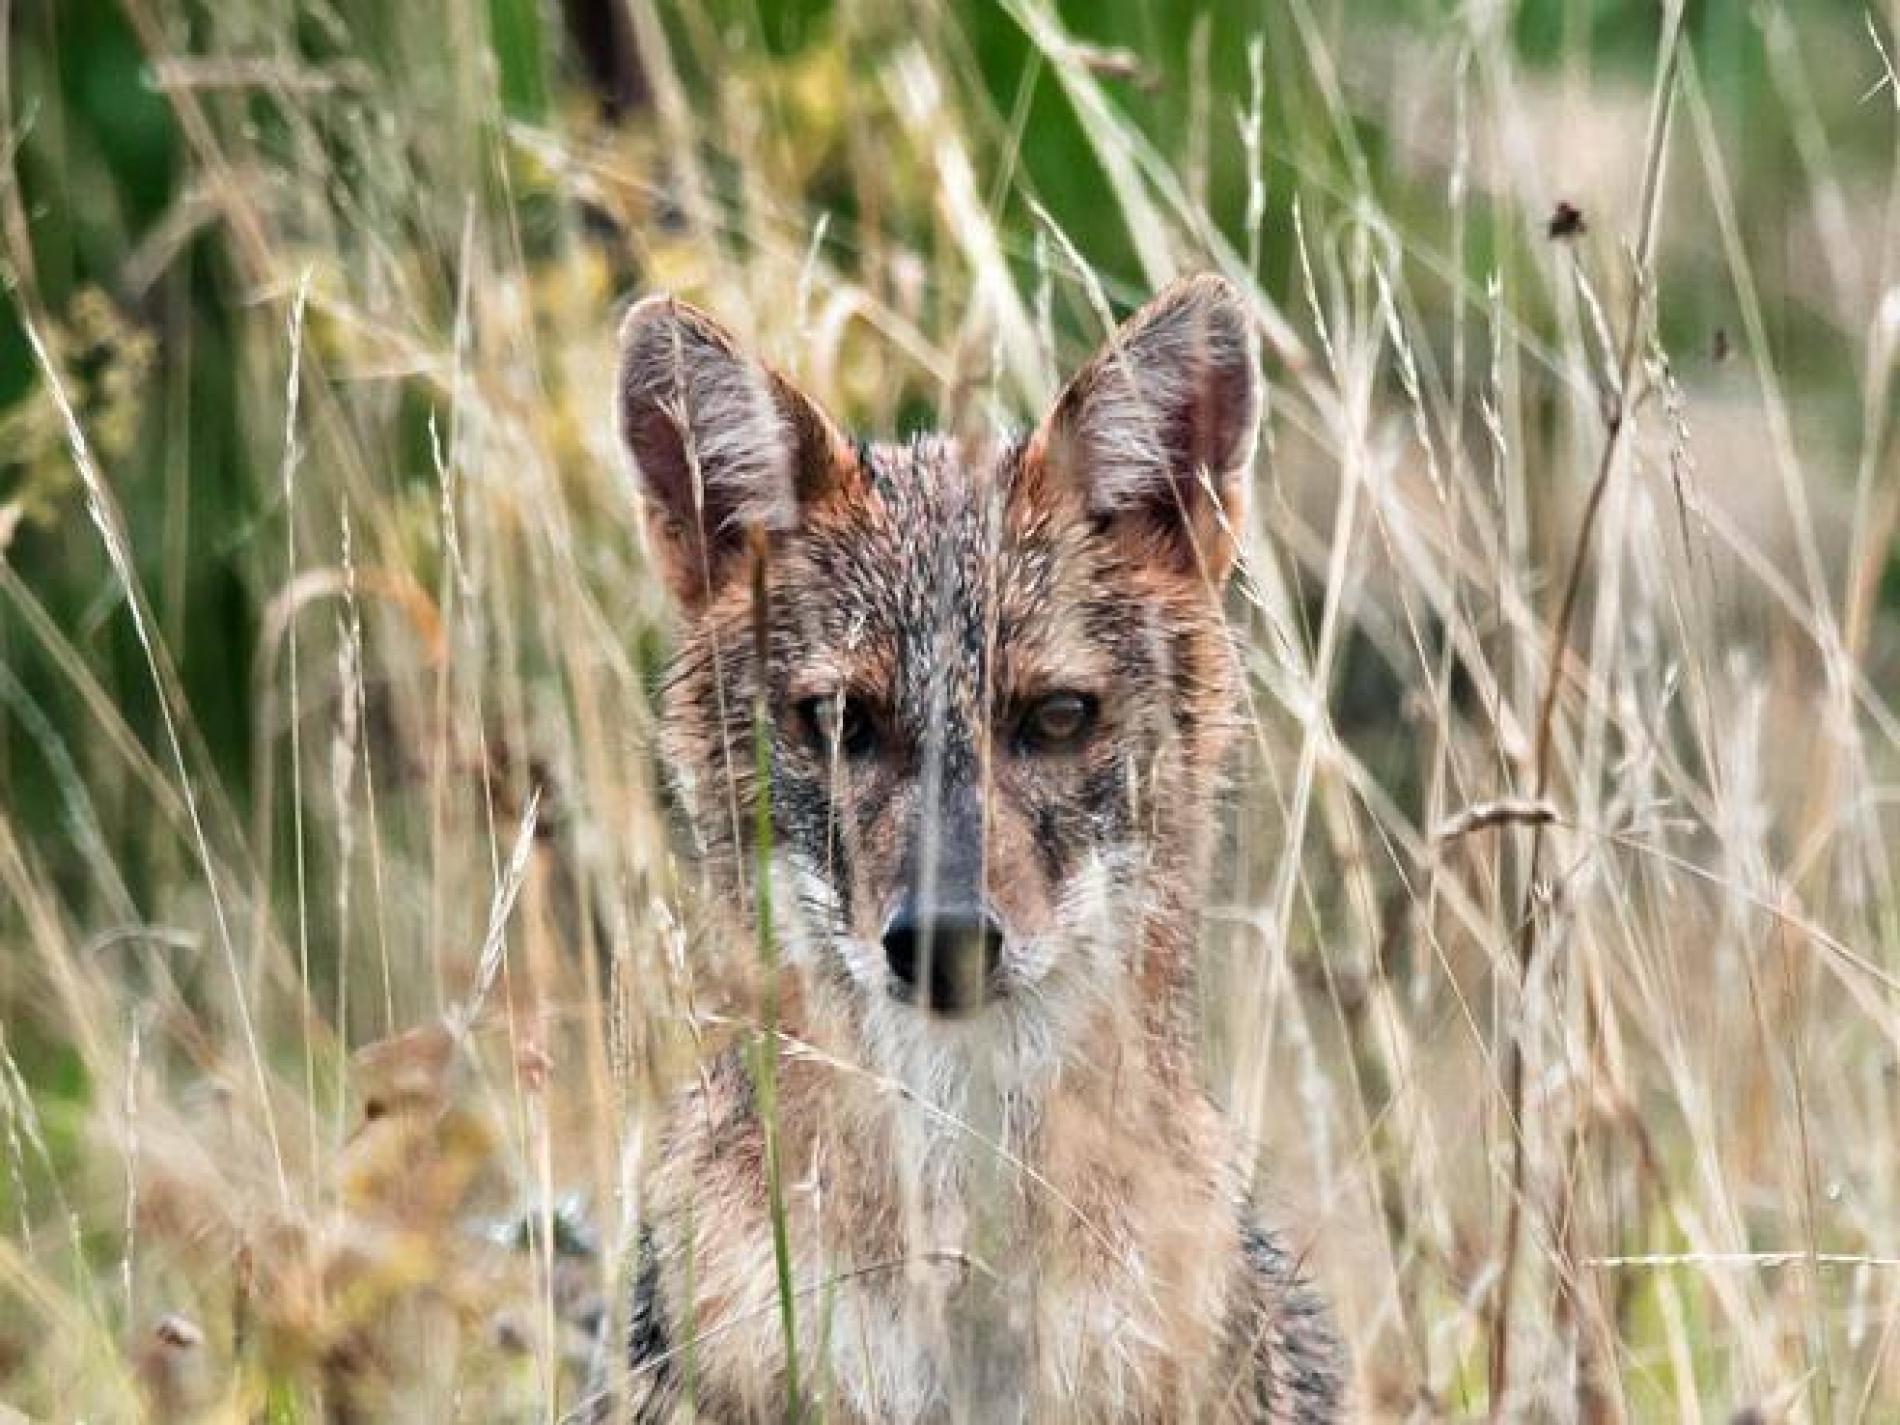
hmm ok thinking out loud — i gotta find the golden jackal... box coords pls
[601,275,1342,1422]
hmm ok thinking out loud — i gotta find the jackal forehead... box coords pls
[780,434,1115,717]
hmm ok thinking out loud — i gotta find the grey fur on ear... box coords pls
[1031,273,1262,578]
[616,295,846,605]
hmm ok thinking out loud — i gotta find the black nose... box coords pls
[881,902,1004,1012]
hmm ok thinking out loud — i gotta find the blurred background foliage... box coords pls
[3,0,1893,886]
[4,0,1894,891]
[2,0,1898,1414]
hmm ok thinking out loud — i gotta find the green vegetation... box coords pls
[1,0,1896,1416]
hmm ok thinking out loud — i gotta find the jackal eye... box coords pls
[798,694,877,759]
[1016,691,1098,753]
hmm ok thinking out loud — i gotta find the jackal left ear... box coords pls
[617,295,853,609]
[1026,273,1260,584]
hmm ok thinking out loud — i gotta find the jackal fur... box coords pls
[595,274,1342,1423]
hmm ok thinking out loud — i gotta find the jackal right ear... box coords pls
[1024,273,1261,586]
[617,296,851,608]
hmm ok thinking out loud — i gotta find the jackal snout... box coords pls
[880,793,1005,1011]
[880,898,1003,1012]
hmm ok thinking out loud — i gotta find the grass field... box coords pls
[2,0,1898,1418]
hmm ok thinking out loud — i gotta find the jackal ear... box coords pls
[617,295,851,608]
[1026,273,1261,584]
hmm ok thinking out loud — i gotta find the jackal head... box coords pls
[619,276,1259,1085]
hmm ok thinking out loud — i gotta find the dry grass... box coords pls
[1,0,1898,1419]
